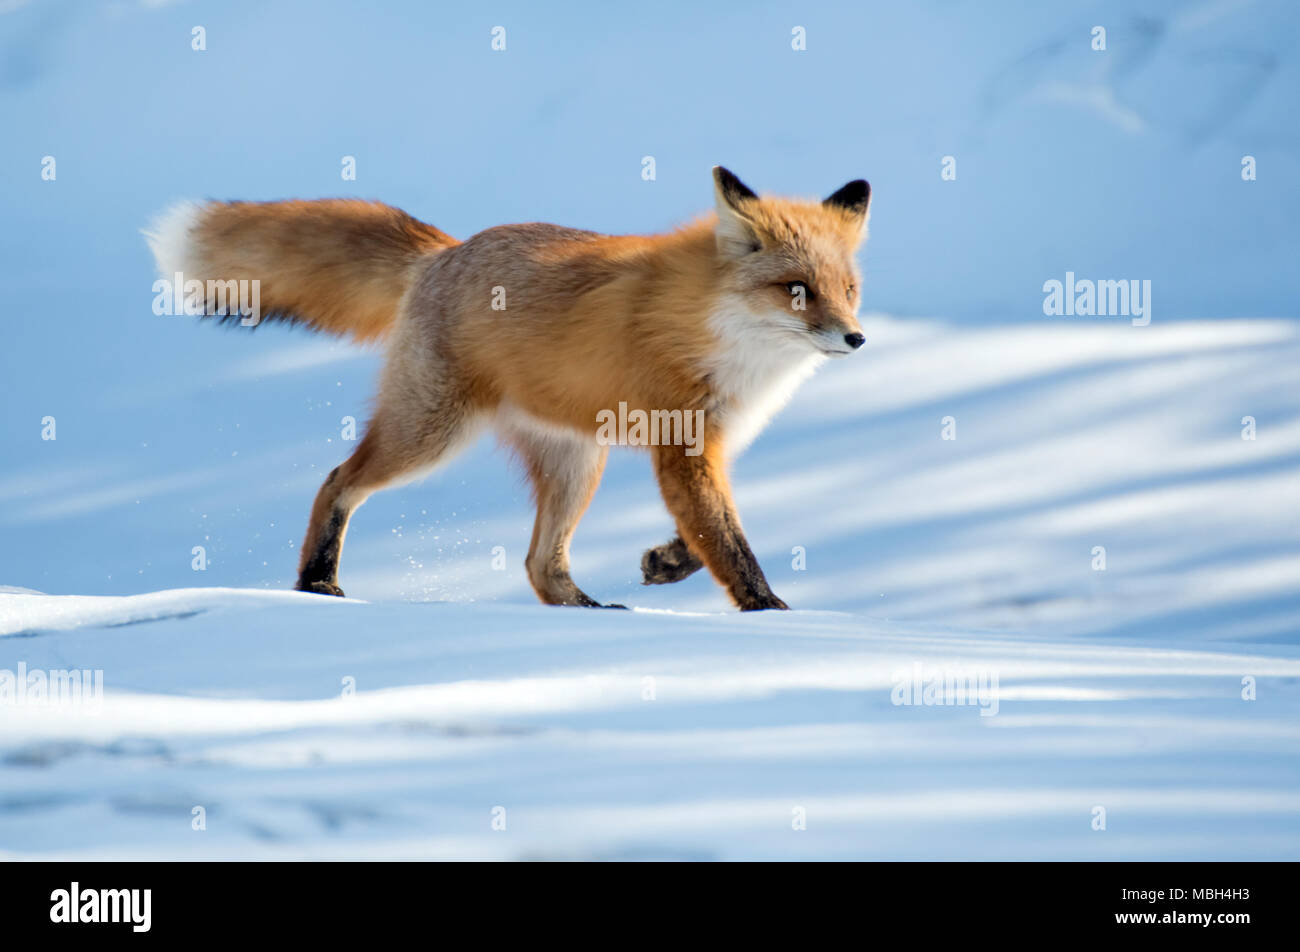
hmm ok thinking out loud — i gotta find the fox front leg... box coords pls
[651,444,789,611]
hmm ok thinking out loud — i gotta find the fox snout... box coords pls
[812,322,866,356]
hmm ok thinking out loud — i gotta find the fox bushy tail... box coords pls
[144,199,457,343]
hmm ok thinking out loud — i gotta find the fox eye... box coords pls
[785,280,811,297]
[846,285,856,301]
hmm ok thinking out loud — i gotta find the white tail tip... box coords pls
[142,200,208,279]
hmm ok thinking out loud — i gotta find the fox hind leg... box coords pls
[296,436,378,597]
[510,424,620,608]
[296,400,477,597]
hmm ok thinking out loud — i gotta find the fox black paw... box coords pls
[296,580,346,597]
[641,537,704,585]
[739,594,790,611]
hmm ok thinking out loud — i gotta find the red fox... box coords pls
[144,168,870,610]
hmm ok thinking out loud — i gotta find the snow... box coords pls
[2,0,1299,859]
[3,589,1299,860]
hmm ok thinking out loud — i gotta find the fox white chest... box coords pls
[705,302,826,457]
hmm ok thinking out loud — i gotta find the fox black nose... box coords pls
[844,332,866,350]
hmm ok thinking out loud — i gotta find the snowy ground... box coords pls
[2,588,1299,861]
[3,316,1298,860]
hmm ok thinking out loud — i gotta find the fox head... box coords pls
[711,166,870,357]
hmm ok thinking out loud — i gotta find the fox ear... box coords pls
[824,179,871,236]
[712,166,761,258]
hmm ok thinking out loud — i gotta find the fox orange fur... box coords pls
[144,167,871,610]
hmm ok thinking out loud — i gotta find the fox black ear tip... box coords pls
[825,178,871,211]
[714,166,757,200]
